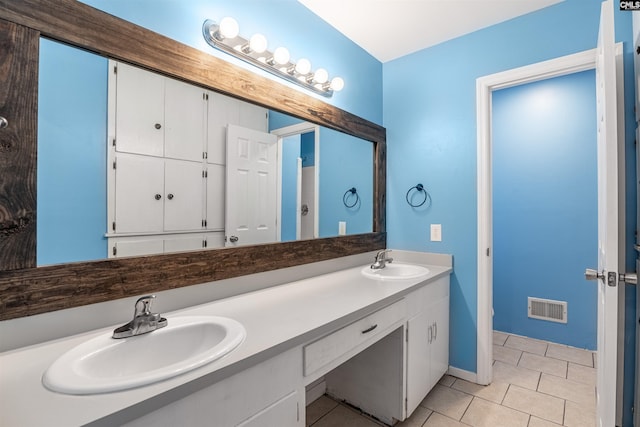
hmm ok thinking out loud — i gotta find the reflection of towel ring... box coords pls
[343,187,359,208]
[406,183,430,208]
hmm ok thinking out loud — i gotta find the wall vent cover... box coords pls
[528,297,567,324]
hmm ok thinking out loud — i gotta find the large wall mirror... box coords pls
[0,0,386,321]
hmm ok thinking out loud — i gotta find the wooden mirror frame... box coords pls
[0,0,386,321]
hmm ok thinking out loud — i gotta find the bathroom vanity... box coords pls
[0,251,451,426]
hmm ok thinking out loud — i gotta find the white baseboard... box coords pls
[305,378,326,405]
[447,366,478,384]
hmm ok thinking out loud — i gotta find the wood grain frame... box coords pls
[0,0,386,321]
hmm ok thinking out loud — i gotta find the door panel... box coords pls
[226,125,278,246]
[207,92,240,165]
[164,78,206,162]
[206,163,225,230]
[164,160,204,232]
[114,155,164,233]
[594,1,619,425]
[115,62,164,157]
[406,310,430,417]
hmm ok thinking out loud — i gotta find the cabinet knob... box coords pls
[167,193,174,200]
[154,194,162,200]
[154,123,162,129]
[229,236,239,243]
[0,116,8,129]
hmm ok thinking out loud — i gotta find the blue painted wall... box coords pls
[281,135,301,242]
[37,39,108,265]
[383,0,636,422]
[492,70,597,350]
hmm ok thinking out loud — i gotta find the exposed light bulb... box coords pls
[249,33,267,53]
[330,77,345,92]
[272,47,290,65]
[295,58,311,75]
[218,17,239,39]
[313,68,329,84]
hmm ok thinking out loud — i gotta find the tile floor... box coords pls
[306,331,596,427]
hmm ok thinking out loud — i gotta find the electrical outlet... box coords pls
[430,224,442,242]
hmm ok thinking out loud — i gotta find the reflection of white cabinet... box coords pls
[108,61,268,256]
[112,155,203,234]
[114,61,206,162]
[406,276,450,416]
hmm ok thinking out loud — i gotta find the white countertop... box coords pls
[0,256,451,427]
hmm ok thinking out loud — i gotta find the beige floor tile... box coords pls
[306,395,340,426]
[419,384,473,421]
[460,397,529,427]
[312,404,382,427]
[502,384,564,424]
[493,344,522,366]
[518,352,567,378]
[564,400,596,427]
[545,344,593,367]
[451,378,509,404]
[492,360,541,390]
[527,416,562,427]
[438,375,456,387]
[423,412,470,427]
[397,406,433,427]
[567,363,596,387]
[493,331,509,346]
[537,373,595,406]
[504,335,548,356]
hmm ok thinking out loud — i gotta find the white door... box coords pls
[164,159,205,232]
[114,154,164,233]
[406,310,430,417]
[589,1,620,425]
[115,62,165,157]
[225,124,278,247]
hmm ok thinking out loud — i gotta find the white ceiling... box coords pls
[297,0,564,62]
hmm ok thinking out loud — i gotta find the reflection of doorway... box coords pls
[272,123,321,242]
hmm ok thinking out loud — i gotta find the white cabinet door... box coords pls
[164,78,206,162]
[236,391,299,427]
[114,155,164,233]
[164,159,204,232]
[112,239,164,258]
[406,309,431,416]
[115,62,164,157]
[239,101,268,132]
[429,296,450,390]
[225,124,278,247]
[206,163,225,230]
[163,235,205,254]
[208,92,240,165]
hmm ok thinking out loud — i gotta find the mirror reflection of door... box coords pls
[280,131,316,242]
[225,124,278,247]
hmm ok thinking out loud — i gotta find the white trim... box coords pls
[447,366,477,384]
[476,48,598,386]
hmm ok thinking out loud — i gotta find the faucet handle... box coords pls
[134,295,156,317]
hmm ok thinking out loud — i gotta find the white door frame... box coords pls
[271,122,321,239]
[477,48,605,383]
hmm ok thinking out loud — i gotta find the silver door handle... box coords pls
[585,268,604,282]
[620,272,637,285]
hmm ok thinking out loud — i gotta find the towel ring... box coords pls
[406,183,430,208]
[343,187,359,208]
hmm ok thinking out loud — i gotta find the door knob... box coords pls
[0,116,8,129]
[584,268,604,282]
[229,236,239,243]
[620,272,637,285]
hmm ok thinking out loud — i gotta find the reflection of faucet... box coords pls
[113,295,167,339]
[371,249,393,270]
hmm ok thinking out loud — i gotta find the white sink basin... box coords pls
[43,316,246,395]
[361,263,430,281]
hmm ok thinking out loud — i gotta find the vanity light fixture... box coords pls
[202,18,344,97]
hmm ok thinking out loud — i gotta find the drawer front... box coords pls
[303,299,405,376]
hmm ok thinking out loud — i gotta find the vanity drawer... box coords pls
[303,299,405,376]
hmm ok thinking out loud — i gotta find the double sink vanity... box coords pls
[0,250,451,427]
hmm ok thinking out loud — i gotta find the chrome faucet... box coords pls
[371,249,393,270]
[112,295,167,339]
